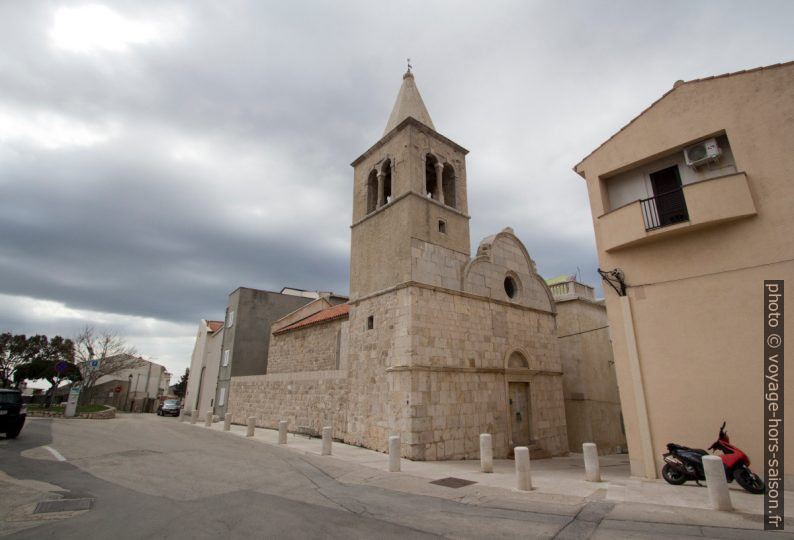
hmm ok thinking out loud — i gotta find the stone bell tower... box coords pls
[349,69,471,300]
[343,70,567,461]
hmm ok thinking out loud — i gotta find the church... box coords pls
[224,70,570,460]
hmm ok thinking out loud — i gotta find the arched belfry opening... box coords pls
[425,153,440,201]
[381,159,392,206]
[366,170,378,214]
[442,163,456,209]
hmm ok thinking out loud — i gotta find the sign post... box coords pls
[65,384,81,417]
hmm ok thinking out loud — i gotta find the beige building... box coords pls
[229,70,569,460]
[574,62,793,481]
[548,275,625,454]
[184,319,224,418]
[92,355,169,412]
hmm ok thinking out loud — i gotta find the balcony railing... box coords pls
[639,188,689,231]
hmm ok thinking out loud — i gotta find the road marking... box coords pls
[43,446,67,462]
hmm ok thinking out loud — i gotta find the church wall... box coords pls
[410,238,469,290]
[349,197,413,300]
[228,371,350,437]
[268,320,343,374]
[556,296,625,454]
[402,285,568,459]
[463,234,554,314]
[343,289,413,452]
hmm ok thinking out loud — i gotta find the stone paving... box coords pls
[184,416,793,529]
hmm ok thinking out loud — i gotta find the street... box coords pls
[1,415,790,539]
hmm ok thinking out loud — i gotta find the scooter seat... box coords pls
[667,443,707,455]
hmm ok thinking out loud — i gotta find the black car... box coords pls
[157,399,180,417]
[0,389,26,438]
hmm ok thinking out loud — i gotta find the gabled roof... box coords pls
[207,321,224,333]
[574,61,794,173]
[273,303,350,335]
[383,70,435,135]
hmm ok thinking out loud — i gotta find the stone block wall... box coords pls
[228,372,350,436]
[344,289,413,452]
[403,285,568,459]
[268,320,342,373]
[404,370,509,460]
[227,237,568,461]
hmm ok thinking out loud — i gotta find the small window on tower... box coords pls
[367,315,374,330]
[438,220,446,234]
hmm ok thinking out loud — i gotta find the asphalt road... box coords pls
[1,415,790,539]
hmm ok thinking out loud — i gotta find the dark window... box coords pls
[0,391,22,404]
[504,276,516,299]
[640,165,689,230]
[366,170,378,214]
[381,160,392,205]
[438,220,446,234]
[425,154,438,200]
[367,315,374,330]
[442,163,456,208]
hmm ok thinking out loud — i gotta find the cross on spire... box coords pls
[407,58,412,73]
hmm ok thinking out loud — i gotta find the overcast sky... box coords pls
[1,1,792,380]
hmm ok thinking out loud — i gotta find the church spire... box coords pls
[383,69,435,135]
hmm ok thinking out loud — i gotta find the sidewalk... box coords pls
[182,417,793,530]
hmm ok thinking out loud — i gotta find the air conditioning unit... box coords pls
[684,138,721,167]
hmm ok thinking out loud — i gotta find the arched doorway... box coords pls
[505,351,533,447]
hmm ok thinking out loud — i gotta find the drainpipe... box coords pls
[619,295,657,479]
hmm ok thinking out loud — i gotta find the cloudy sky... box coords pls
[1,1,792,380]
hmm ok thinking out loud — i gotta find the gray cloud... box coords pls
[1,0,792,377]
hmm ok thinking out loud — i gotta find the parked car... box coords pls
[0,389,26,438]
[157,399,181,417]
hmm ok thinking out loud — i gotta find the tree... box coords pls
[13,335,80,407]
[73,326,138,403]
[0,333,34,388]
[173,368,189,398]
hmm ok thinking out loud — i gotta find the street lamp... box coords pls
[124,374,133,412]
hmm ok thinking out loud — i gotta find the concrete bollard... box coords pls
[212,415,219,423]
[388,435,401,472]
[322,426,332,456]
[515,447,532,491]
[205,411,212,427]
[278,420,288,444]
[583,443,601,482]
[480,434,493,473]
[224,413,232,431]
[703,455,733,511]
[190,411,197,425]
[246,416,256,437]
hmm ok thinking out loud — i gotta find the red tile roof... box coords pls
[274,304,349,335]
[207,321,224,333]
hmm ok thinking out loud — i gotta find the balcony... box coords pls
[598,172,756,252]
[640,188,689,231]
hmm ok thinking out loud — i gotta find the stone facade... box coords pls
[549,277,626,455]
[227,70,569,460]
[268,320,344,373]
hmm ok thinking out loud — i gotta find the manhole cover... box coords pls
[429,477,476,488]
[34,498,94,514]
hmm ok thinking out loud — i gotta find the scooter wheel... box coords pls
[733,467,765,494]
[662,464,687,485]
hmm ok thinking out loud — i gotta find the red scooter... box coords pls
[662,422,765,494]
